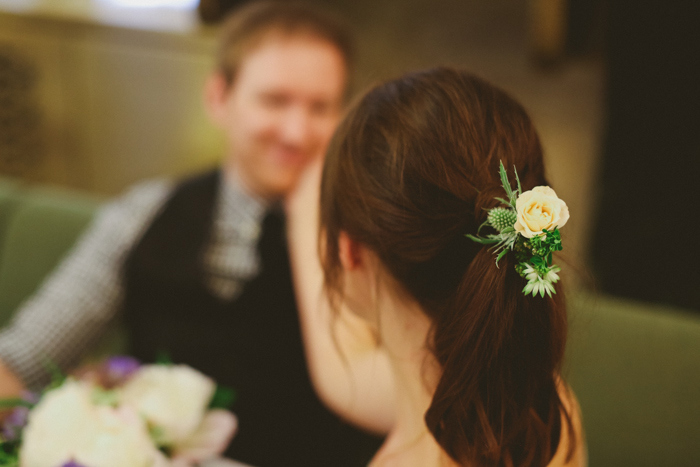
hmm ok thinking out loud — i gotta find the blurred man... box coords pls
[0,2,386,465]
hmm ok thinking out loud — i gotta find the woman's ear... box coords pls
[204,71,229,126]
[338,232,380,324]
[338,231,364,271]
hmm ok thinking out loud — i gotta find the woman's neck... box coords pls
[369,290,457,467]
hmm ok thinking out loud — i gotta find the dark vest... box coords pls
[122,171,382,466]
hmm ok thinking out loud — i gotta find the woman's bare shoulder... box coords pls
[548,379,588,467]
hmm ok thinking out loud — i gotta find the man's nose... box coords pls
[280,107,312,148]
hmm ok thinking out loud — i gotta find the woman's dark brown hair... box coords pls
[320,68,574,466]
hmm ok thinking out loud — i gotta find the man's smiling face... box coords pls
[208,35,347,198]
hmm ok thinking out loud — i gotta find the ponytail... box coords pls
[425,249,572,466]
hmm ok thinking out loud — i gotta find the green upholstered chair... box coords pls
[0,177,22,266]
[0,183,131,359]
[0,185,102,326]
[565,294,700,466]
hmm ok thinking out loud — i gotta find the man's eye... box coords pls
[310,101,332,116]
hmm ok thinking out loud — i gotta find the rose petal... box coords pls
[119,365,216,445]
[151,449,175,467]
[172,410,238,462]
[532,186,558,197]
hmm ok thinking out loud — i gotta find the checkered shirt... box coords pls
[0,175,269,388]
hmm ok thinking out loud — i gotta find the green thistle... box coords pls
[487,207,517,232]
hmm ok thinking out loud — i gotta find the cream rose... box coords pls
[119,365,216,446]
[513,186,569,238]
[20,380,156,467]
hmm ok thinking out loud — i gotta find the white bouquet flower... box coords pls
[0,357,237,467]
[119,365,216,446]
[20,381,157,467]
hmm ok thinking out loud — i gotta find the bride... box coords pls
[288,67,586,467]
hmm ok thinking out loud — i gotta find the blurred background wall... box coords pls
[0,0,697,312]
[0,0,221,195]
[590,0,699,312]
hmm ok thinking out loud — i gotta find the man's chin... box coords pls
[256,173,303,199]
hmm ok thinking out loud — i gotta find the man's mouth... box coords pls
[269,147,308,167]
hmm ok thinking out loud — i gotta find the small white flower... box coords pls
[544,266,561,284]
[119,365,216,446]
[523,264,539,282]
[521,265,558,298]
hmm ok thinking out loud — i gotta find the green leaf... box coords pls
[495,249,508,265]
[0,398,33,409]
[495,197,512,207]
[513,164,522,196]
[40,359,65,390]
[499,161,514,203]
[0,450,19,467]
[209,385,237,409]
[92,388,119,407]
[155,351,173,366]
[476,219,490,234]
[149,424,167,445]
[0,438,20,465]
[465,234,499,245]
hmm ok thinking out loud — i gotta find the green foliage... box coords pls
[209,385,237,410]
[148,424,170,450]
[41,359,66,391]
[465,234,498,245]
[467,161,564,297]
[91,387,119,407]
[0,399,32,410]
[498,161,521,207]
[467,162,524,266]
[155,351,173,366]
[0,441,20,466]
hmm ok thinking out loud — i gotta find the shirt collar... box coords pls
[217,171,271,242]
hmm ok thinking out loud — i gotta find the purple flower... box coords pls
[1,406,29,441]
[20,390,40,405]
[103,356,140,385]
[61,460,88,467]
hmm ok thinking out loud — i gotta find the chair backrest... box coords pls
[565,294,700,466]
[0,185,102,326]
[0,177,22,266]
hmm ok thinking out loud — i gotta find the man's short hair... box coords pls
[216,1,354,87]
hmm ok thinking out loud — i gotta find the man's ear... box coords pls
[204,71,229,126]
[338,231,364,271]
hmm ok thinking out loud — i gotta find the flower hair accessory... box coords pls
[466,161,569,297]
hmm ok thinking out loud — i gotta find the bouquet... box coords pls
[0,357,237,467]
